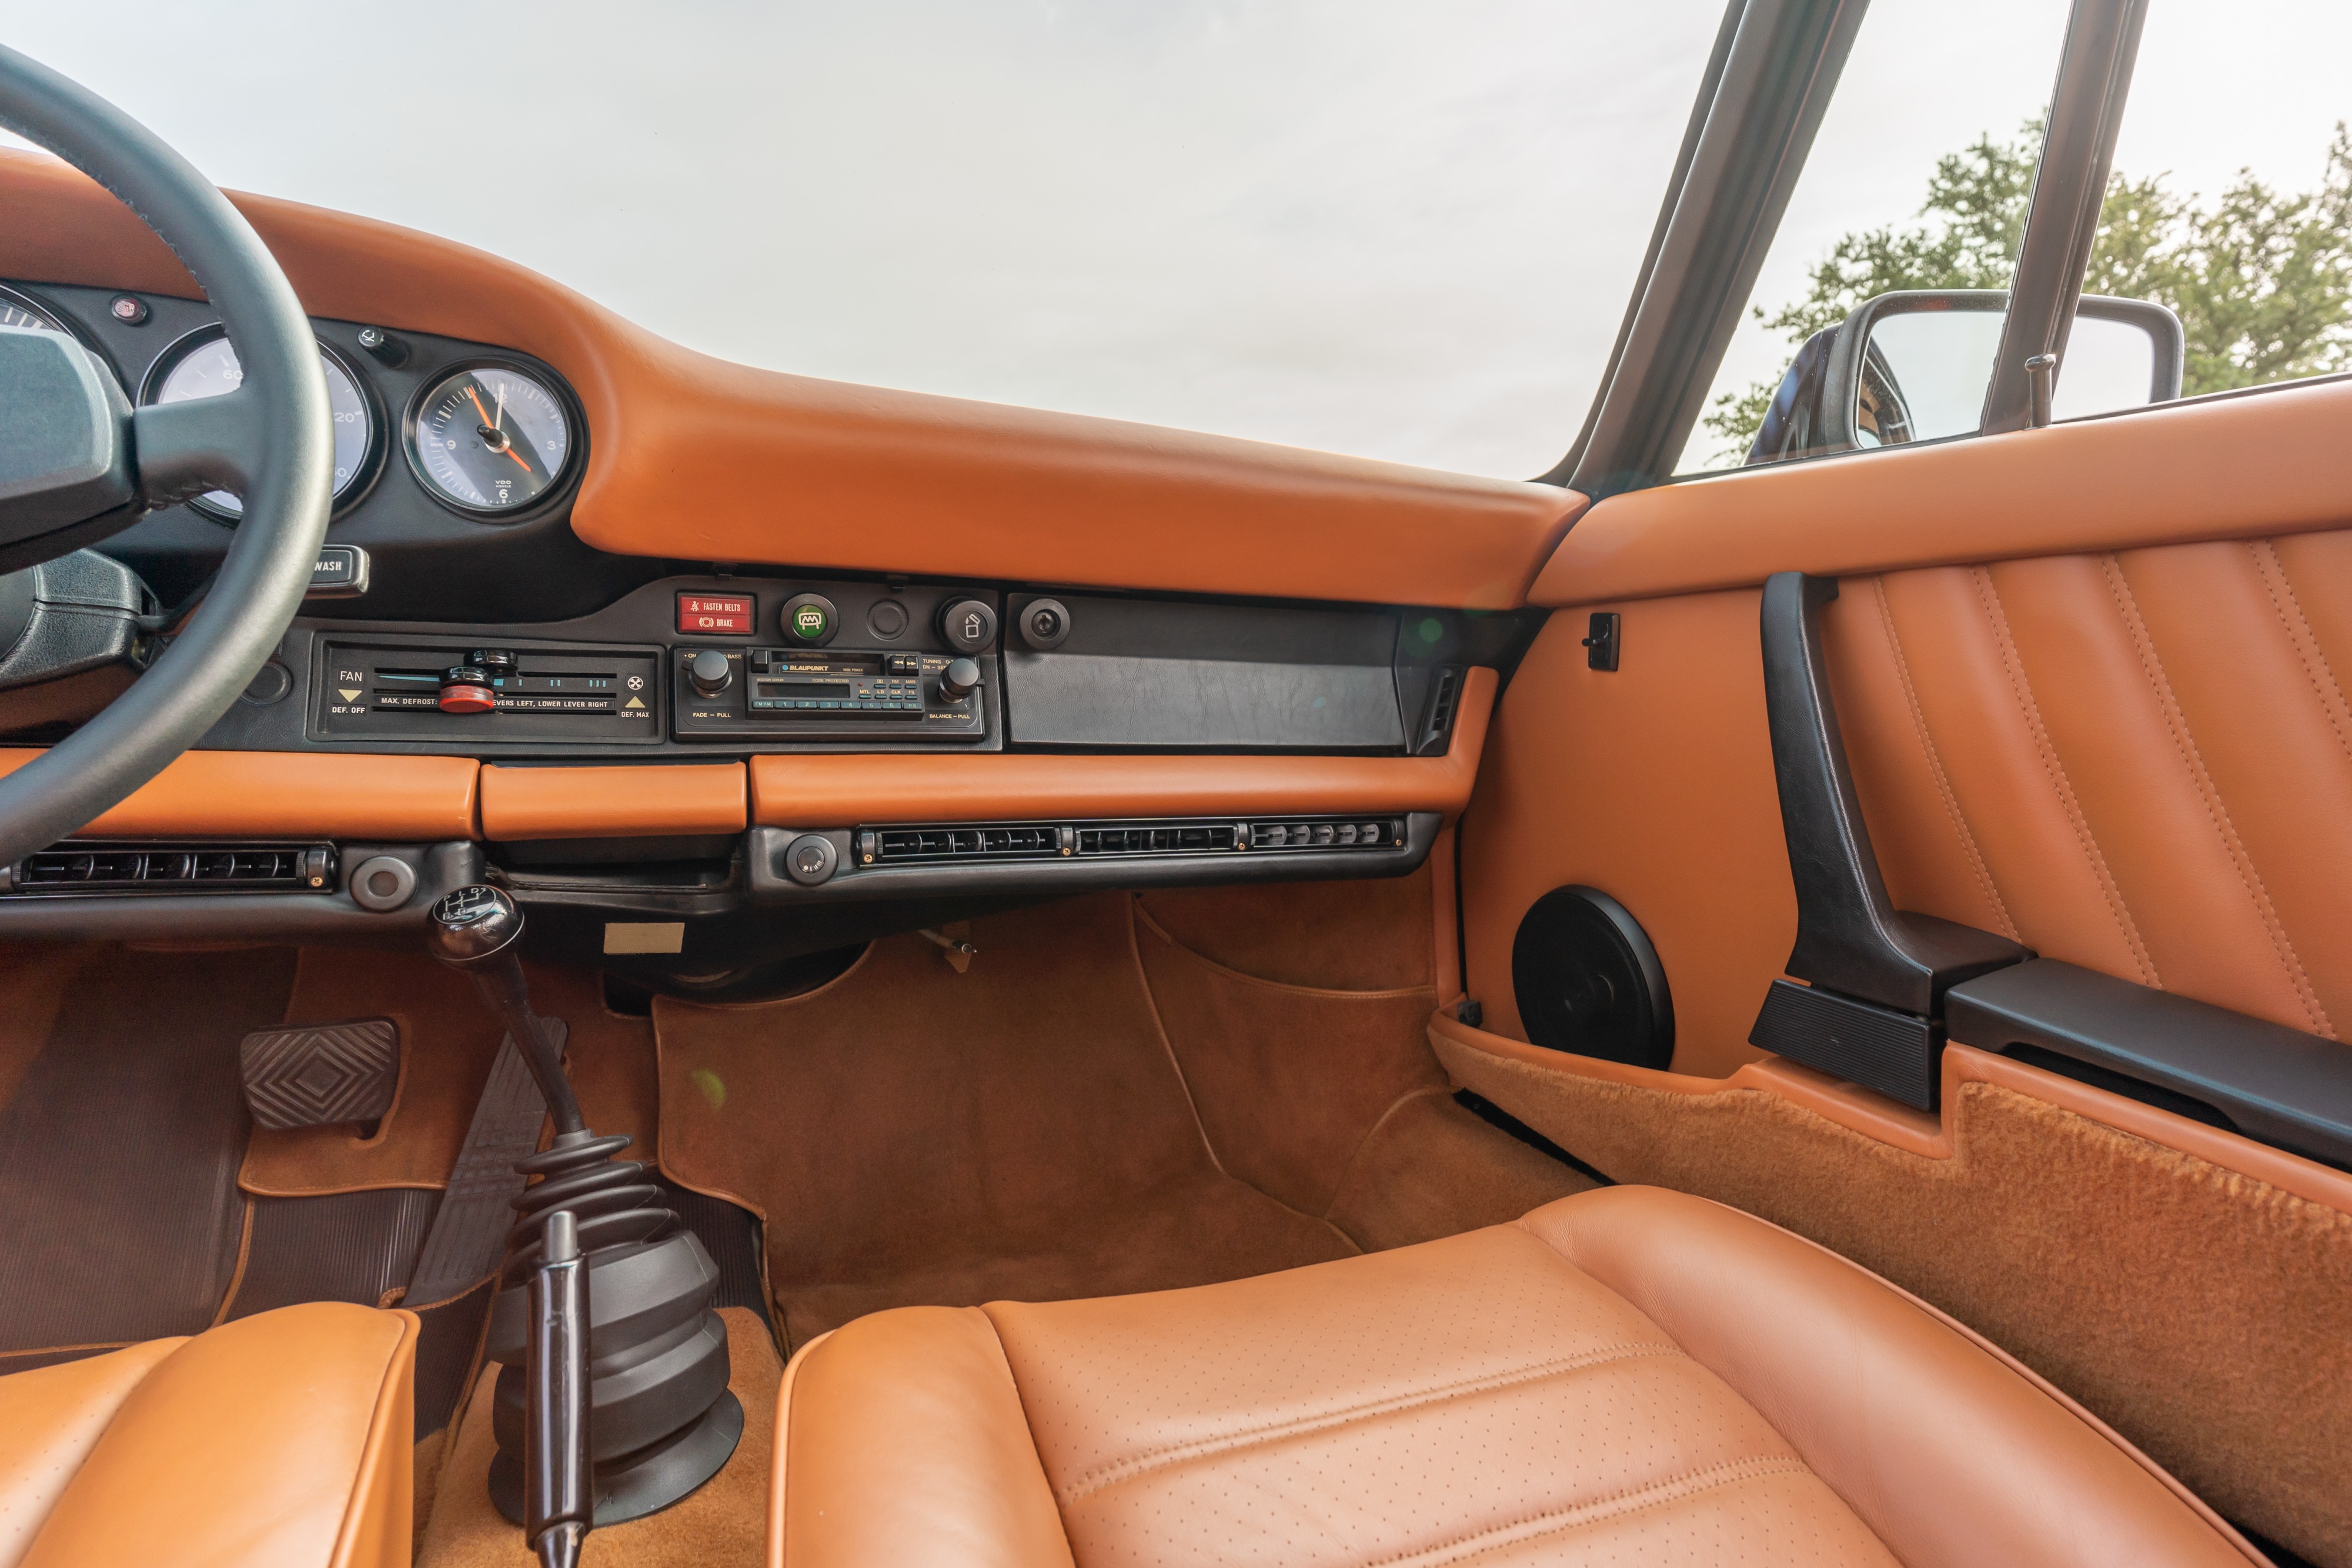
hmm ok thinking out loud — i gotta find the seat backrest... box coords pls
[0,1303,416,1568]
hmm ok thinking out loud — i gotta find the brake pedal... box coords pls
[239,1018,400,1130]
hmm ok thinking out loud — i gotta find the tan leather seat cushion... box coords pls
[770,1186,2256,1567]
[0,1303,416,1568]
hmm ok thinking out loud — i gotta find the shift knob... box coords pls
[428,884,525,968]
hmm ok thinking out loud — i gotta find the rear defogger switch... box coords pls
[315,638,663,744]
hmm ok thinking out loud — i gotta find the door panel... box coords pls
[1829,544,2352,1038]
[1466,530,2352,1064]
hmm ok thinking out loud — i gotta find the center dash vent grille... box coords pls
[869,825,1067,864]
[854,816,1407,867]
[9,841,335,895]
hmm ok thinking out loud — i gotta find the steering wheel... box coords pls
[0,44,332,867]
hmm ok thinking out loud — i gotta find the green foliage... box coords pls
[1702,119,2352,463]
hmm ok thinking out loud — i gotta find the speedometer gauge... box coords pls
[407,363,573,516]
[147,330,377,521]
[0,284,69,335]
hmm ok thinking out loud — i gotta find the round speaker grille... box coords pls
[1509,885,1675,1068]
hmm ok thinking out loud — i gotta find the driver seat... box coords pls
[770,1187,2257,1567]
[0,1303,415,1568]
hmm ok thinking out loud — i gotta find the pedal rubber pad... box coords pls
[240,1018,400,1129]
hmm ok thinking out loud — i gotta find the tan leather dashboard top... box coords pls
[750,667,1494,825]
[0,749,479,840]
[0,150,1583,611]
[1535,375,2352,605]
[479,763,748,841]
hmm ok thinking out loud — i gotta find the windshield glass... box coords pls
[6,3,1724,478]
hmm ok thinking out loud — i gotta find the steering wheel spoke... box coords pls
[0,325,138,568]
[132,387,265,509]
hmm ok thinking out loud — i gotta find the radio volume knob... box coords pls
[689,650,734,697]
[940,657,981,700]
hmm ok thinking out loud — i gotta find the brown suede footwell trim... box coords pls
[1434,1031,2352,1568]
[415,1306,779,1568]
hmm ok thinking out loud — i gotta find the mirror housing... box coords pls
[1745,289,2184,466]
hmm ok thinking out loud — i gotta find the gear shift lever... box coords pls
[423,884,743,1543]
[426,885,584,1136]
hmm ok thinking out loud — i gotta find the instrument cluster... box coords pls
[1,278,581,526]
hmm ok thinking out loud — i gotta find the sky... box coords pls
[3,1,2347,480]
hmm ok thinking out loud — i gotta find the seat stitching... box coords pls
[1057,1340,1682,1503]
[1873,574,2017,939]
[2251,539,2352,770]
[1970,564,2159,985]
[1352,1455,1818,1568]
[2099,554,2331,1038]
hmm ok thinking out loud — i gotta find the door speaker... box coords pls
[1510,886,1675,1068]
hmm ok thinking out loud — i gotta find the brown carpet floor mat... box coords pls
[418,1305,779,1568]
[657,892,1592,1348]
[0,945,294,1351]
[657,893,1364,1346]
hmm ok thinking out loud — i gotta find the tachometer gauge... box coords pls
[147,330,377,521]
[406,363,573,516]
[0,283,69,334]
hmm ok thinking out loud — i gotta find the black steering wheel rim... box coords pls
[0,44,332,867]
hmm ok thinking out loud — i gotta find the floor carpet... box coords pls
[656,893,1366,1346]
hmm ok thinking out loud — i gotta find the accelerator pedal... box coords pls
[239,1018,400,1130]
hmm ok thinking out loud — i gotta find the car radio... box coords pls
[670,646,988,742]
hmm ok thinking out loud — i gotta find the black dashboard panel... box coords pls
[1001,594,1404,751]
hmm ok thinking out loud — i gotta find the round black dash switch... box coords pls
[866,597,909,640]
[780,592,838,647]
[782,833,838,887]
[1019,598,1071,651]
[688,650,734,697]
[938,597,997,654]
[940,657,981,700]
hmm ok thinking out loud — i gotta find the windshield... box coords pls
[4,2,1723,478]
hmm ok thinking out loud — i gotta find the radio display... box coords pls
[756,680,853,703]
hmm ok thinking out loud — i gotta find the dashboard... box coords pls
[0,156,1578,993]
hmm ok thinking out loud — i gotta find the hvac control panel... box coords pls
[312,638,664,744]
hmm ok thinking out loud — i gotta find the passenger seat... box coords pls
[770,1187,2258,1567]
[0,1302,415,1568]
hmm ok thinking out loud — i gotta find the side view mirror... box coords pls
[1745,289,2184,466]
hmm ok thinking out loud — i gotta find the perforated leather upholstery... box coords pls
[0,1303,416,1568]
[770,1187,2256,1567]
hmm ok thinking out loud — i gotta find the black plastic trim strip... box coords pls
[1760,571,2028,1014]
[1946,958,2352,1169]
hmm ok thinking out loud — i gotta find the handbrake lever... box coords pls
[527,1209,592,1568]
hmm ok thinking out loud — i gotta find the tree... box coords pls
[1703,120,2352,463]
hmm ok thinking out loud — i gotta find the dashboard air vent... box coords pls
[853,816,1408,867]
[867,824,1068,864]
[8,842,335,895]
[1416,666,1464,754]
[1247,819,1406,851]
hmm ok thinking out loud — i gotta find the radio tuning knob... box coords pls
[689,650,734,697]
[940,657,981,700]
